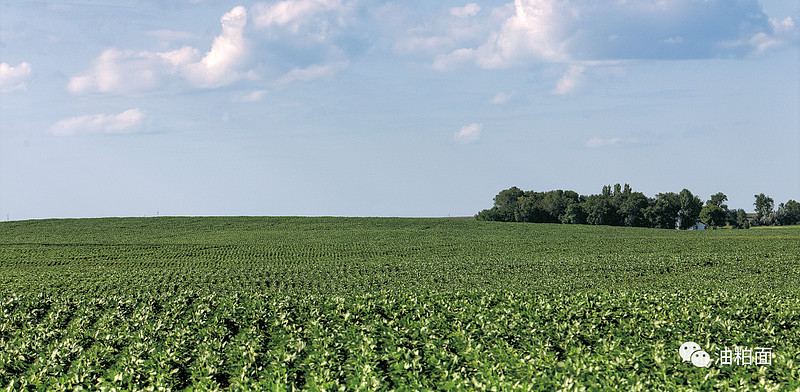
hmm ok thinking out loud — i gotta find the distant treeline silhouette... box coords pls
[476,184,800,229]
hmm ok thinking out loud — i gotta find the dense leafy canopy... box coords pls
[477,185,800,229]
[477,185,703,229]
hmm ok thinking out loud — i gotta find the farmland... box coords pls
[1,217,799,390]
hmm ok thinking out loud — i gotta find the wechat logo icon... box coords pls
[680,341,711,368]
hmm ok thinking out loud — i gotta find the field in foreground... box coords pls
[1,217,799,390]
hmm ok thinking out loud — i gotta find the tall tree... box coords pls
[539,190,571,223]
[733,209,750,229]
[704,192,729,228]
[780,200,800,225]
[754,193,775,226]
[619,192,649,227]
[515,194,550,223]
[677,189,703,230]
[495,187,524,209]
[583,194,620,226]
[700,204,726,228]
[645,193,680,229]
[708,192,729,210]
[560,203,587,224]
[475,186,524,222]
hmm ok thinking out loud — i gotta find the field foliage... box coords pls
[1,217,799,390]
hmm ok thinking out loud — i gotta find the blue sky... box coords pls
[1,0,798,220]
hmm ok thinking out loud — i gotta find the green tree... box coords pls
[515,194,550,223]
[582,194,619,226]
[475,207,502,221]
[677,189,703,230]
[560,203,587,224]
[780,200,800,225]
[495,187,524,209]
[645,193,680,229]
[619,192,649,227]
[734,209,750,229]
[475,186,525,222]
[708,192,729,209]
[703,192,730,228]
[754,193,775,226]
[558,190,582,222]
[538,190,571,223]
[699,204,726,228]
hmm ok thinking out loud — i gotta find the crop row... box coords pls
[2,252,798,299]
[1,289,799,390]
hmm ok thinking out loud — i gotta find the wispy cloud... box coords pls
[251,0,343,31]
[454,123,483,144]
[50,109,144,136]
[491,90,516,104]
[585,136,638,148]
[68,48,169,94]
[250,0,357,83]
[552,65,584,95]
[450,3,480,19]
[275,61,349,86]
[235,89,268,102]
[146,29,200,48]
[389,2,498,63]
[0,62,33,92]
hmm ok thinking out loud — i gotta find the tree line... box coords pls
[475,184,800,229]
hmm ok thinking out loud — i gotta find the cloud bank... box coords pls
[63,1,798,97]
[414,0,797,70]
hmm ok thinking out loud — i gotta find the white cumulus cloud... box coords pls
[454,123,483,144]
[186,6,249,88]
[434,0,570,70]
[68,6,249,94]
[0,62,33,92]
[50,109,145,136]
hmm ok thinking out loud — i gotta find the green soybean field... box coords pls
[1,217,799,390]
